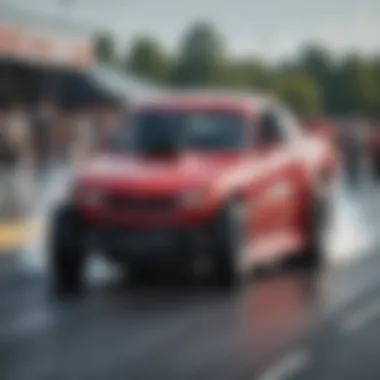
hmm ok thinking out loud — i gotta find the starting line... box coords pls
[0,219,42,252]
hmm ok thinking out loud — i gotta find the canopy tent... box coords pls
[45,65,164,109]
[0,5,164,107]
[89,65,165,103]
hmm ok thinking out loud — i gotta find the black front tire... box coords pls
[128,262,158,288]
[49,204,87,297]
[212,201,244,288]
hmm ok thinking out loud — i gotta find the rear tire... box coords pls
[49,204,87,297]
[299,181,331,270]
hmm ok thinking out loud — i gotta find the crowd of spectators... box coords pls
[0,92,125,220]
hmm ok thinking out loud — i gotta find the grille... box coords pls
[105,194,177,213]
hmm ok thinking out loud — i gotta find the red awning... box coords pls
[0,24,94,69]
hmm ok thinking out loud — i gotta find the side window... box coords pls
[256,110,285,146]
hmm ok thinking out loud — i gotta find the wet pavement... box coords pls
[1,175,380,379]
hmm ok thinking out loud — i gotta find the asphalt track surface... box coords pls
[2,177,380,379]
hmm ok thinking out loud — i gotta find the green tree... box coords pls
[94,32,116,65]
[295,44,335,113]
[272,72,322,117]
[127,36,170,82]
[337,54,380,117]
[171,21,225,86]
[299,45,332,79]
[372,57,380,118]
[221,58,271,89]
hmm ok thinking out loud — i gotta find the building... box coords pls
[0,4,162,105]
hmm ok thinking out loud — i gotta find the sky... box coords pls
[4,0,380,61]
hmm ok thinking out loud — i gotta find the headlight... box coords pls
[180,190,205,208]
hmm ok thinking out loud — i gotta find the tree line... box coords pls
[94,21,380,119]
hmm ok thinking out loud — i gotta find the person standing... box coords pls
[96,95,127,153]
[342,116,368,188]
[0,97,16,219]
[69,102,99,168]
[0,98,34,219]
[366,122,380,183]
[30,98,57,176]
[71,95,126,163]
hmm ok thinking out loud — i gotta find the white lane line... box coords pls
[341,299,380,334]
[258,350,310,380]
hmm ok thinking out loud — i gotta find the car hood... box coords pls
[76,153,249,194]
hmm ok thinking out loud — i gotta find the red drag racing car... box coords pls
[49,92,339,292]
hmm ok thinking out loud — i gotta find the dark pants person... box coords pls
[32,120,51,178]
[0,120,35,220]
[371,154,380,182]
[343,140,362,187]
[346,154,361,186]
[0,166,34,220]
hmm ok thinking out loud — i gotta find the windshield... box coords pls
[129,110,245,153]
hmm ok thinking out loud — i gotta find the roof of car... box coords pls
[135,89,276,115]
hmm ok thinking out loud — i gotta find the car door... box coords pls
[247,107,300,239]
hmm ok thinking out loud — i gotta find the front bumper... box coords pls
[88,223,212,265]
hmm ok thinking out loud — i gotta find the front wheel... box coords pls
[128,262,159,288]
[212,201,245,288]
[49,204,87,297]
